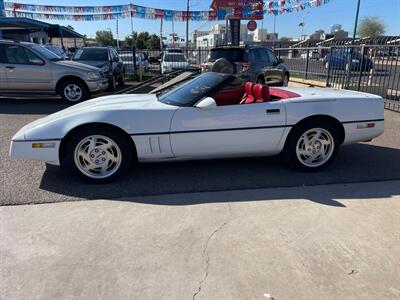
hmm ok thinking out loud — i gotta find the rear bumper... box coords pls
[342,120,384,145]
[87,79,109,94]
[9,140,61,166]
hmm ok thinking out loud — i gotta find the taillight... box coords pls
[242,61,251,72]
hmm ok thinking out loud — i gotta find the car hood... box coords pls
[53,60,101,72]
[72,60,108,68]
[12,94,178,141]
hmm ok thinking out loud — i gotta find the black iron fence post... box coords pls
[132,46,137,77]
[325,46,333,87]
[357,45,365,91]
[305,43,310,80]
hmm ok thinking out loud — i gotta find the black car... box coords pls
[72,47,124,90]
[202,46,289,86]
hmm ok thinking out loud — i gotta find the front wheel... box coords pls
[59,80,89,103]
[62,126,133,182]
[281,73,289,86]
[284,122,339,171]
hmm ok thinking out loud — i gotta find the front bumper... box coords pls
[10,140,61,166]
[86,78,109,94]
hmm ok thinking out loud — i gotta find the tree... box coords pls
[125,32,138,47]
[95,30,115,46]
[136,32,150,49]
[279,37,291,43]
[146,34,161,50]
[357,16,385,37]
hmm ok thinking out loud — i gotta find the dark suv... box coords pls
[72,47,124,91]
[202,46,289,86]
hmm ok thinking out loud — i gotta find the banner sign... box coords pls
[211,0,264,20]
[3,0,330,22]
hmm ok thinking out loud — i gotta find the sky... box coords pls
[4,0,400,40]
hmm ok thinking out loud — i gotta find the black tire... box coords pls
[118,74,125,86]
[108,74,117,91]
[256,76,265,84]
[280,73,289,87]
[59,80,89,103]
[284,121,340,171]
[61,126,133,183]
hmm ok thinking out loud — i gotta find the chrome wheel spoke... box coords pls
[74,134,122,179]
[296,128,334,168]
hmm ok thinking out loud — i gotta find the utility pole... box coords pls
[116,17,120,49]
[130,3,134,37]
[186,0,190,49]
[160,18,163,50]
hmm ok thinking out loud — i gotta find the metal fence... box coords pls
[275,43,400,102]
[117,48,210,78]
[117,39,400,103]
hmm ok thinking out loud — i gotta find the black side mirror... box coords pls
[278,58,284,64]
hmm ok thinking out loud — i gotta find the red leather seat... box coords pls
[240,82,255,104]
[253,84,270,102]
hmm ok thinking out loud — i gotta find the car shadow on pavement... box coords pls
[39,143,400,207]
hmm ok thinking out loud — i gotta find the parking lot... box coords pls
[1,92,400,299]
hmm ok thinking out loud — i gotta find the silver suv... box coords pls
[0,40,108,103]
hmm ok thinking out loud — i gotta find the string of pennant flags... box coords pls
[3,0,330,22]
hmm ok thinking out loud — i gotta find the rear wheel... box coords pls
[59,80,89,103]
[62,126,133,183]
[284,121,339,171]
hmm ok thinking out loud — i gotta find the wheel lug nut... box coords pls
[102,151,105,155]
[95,149,98,153]
[102,158,106,161]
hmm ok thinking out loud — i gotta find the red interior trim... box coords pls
[269,88,301,99]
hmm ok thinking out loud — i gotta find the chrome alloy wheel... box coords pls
[296,128,334,168]
[64,83,83,102]
[74,135,122,179]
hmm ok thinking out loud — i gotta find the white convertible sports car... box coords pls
[10,72,384,182]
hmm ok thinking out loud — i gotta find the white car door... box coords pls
[170,101,287,159]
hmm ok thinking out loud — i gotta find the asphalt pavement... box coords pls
[0,96,399,206]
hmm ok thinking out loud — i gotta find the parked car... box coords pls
[161,52,189,74]
[44,44,71,59]
[323,49,373,71]
[119,52,149,75]
[300,50,320,60]
[0,40,108,103]
[202,45,289,86]
[10,72,384,182]
[72,47,124,90]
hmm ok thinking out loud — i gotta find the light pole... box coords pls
[186,0,190,49]
[352,0,361,43]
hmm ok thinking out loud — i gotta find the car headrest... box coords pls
[245,82,254,95]
[253,84,270,102]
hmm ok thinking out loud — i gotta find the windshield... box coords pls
[45,45,64,56]
[73,48,109,61]
[159,73,230,106]
[30,44,62,61]
[164,54,187,62]
[208,48,244,62]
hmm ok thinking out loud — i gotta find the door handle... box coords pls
[5,66,15,70]
[266,109,280,114]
